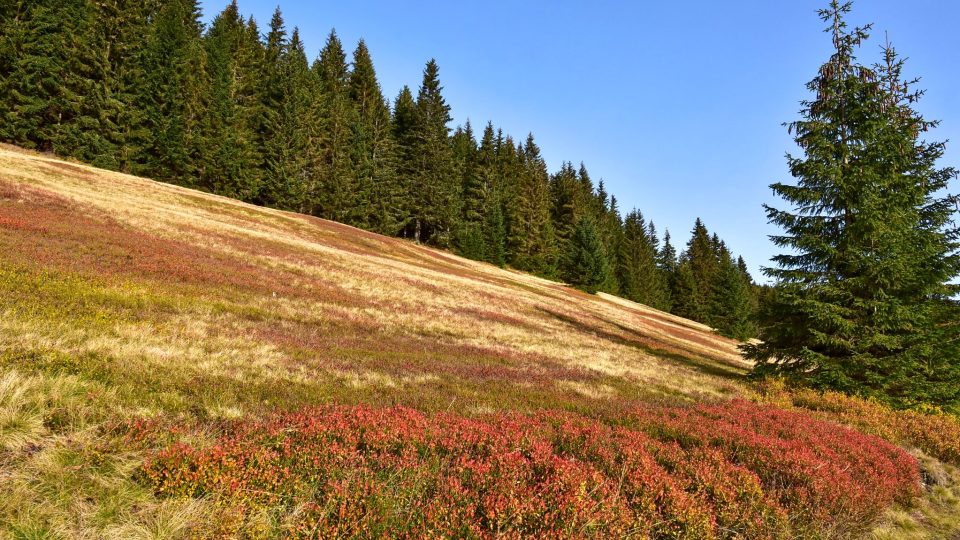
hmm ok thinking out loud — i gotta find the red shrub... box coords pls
[138,401,919,539]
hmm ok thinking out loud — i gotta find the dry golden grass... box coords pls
[0,144,749,411]
[2,144,955,538]
[0,144,755,536]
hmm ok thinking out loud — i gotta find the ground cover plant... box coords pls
[136,401,919,539]
[1,145,958,537]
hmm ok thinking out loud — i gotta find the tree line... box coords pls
[0,0,759,339]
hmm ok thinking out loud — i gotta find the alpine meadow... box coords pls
[1,0,959,538]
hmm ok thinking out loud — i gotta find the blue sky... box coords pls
[199,1,959,280]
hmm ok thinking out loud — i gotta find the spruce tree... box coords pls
[477,122,506,266]
[348,39,399,234]
[618,210,670,310]
[311,30,357,221]
[549,161,583,252]
[410,59,458,246]
[134,0,208,185]
[745,1,960,409]
[453,121,485,259]
[599,193,623,294]
[201,3,264,200]
[671,218,717,322]
[391,85,418,236]
[0,0,112,161]
[260,27,314,210]
[510,134,557,275]
[563,216,611,294]
[497,133,522,263]
[255,7,287,204]
[658,230,678,276]
[710,246,756,340]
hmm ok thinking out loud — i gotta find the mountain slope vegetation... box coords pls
[0,0,761,340]
[1,145,959,538]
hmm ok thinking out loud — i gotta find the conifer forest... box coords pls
[0,0,761,339]
[2,1,960,538]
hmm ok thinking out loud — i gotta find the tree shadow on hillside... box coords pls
[537,307,746,381]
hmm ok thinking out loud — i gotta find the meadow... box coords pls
[1,144,959,538]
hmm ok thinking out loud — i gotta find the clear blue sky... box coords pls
[199,1,959,280]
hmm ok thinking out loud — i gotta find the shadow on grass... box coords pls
[537,307,746,382]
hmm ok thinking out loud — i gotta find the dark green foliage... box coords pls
[563,217,611,294]
[671,219,716,322]
[744,1,960,409]
[510,135,557,275]
[391,85,418,236]
[134,0,208,184]
[348,39,399,234]
[259,26,314,211]
[477,122,507,266]
[311,30,356,221]
[0,0,113,161]
[711,245,757,340]
[407,60,459,246]
[201,3,265,200]
[597,191,623,294]
[618,210,670,310]
[483,196,507,267]
[453,121,483,259]
[0,0,761,334]
[658,230,678,277]
[550,161,591,252]
[667,218,758,339]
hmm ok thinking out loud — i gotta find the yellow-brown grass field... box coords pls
[1,144,959,538]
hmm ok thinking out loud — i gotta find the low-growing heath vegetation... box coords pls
[1,146,957,537]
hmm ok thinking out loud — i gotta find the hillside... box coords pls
[0,144,748,414]
[1,145,959,538]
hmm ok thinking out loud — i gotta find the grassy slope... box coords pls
[0,144,957,538]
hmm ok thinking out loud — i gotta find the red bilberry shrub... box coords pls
[138,400,920,539]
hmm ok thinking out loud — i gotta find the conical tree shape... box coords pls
[509,134,557,275]
[348,39,399,234]
[618,210,670,310]
[453,121,484,260]
[671,218,717,322]
[408,59,458,246]
[260,28,315,210]
[710,246,756,340]
[549,161,584,253]
[391,85,418,237]
[201,2,264,200]
[744,1,960,409]
[310,29,357,222]
[563,216,611,294]
[474,122,506,266]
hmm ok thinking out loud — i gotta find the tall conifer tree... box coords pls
[391,85,418,236]
[135,0,208,184]
[260,27,314,210]
[348,39,398,234]
[618,210,670,310]
[410,59,458,246]
[563,216,611,294]
[510,134,557,275]
[745,1,960,408]
[311,30,356,221]
[477,122,506,266]
[201,3,264,200]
